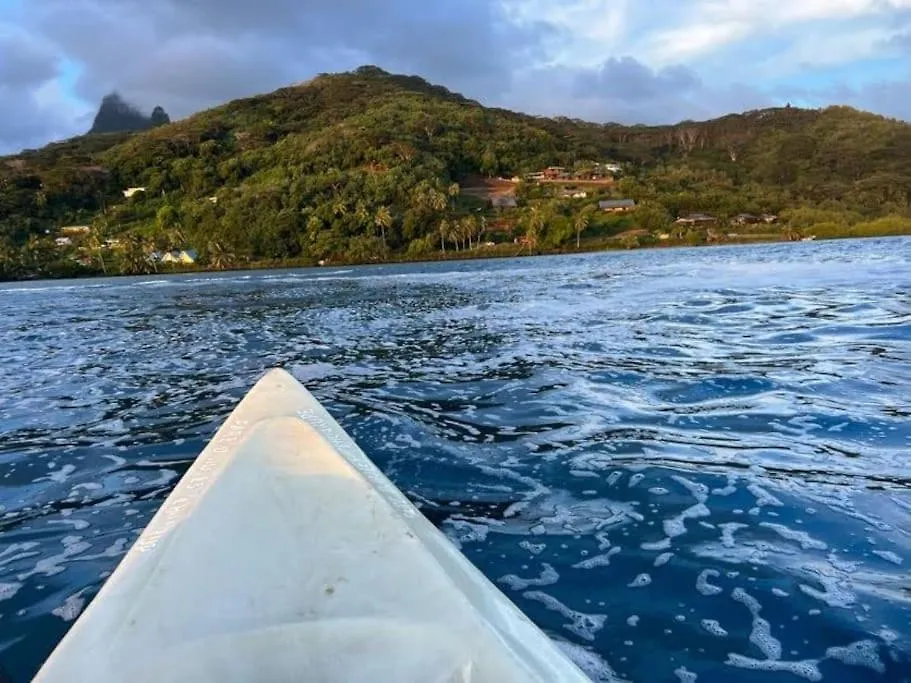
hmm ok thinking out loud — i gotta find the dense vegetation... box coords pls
[2,65,911,280]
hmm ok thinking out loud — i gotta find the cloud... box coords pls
[811,76,911,121]
[643,0,911,64]
[21,0,549,116]
[0,27,91,153]
[883,29,911,51]
[1,0,911,154]
[502,57,774,124]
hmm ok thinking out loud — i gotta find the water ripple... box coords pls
[1,239,910,681]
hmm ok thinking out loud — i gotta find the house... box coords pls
[675,213,716,225]
[733,213,761,225]
[543,166,566,180]
[60,225,91,235]
[560,189,589,199]
[55,237,73,247]
[761,213,779,223]
[599,199,637,213]
[161,249,198,265]
[104,239,122,249]
[208,196,218,204]
[658,233,671,240]
[123,187,146,199]
[490,196,518,209]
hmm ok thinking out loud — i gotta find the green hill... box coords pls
[2,65,910,279]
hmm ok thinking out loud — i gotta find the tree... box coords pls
[122,235,153,275]
[354,202,370,229]
[524,206,546,253]
[634,201,672,235]
[156,204,180,234]
[87,216,110,275]
[478,215,488,243]
[460,216,478,250]
[207,240,235,270]
[374,205,393,249]
[447,182,460,210]
[481,149,499,177]
[438,219,450,253]
[574,206,595,249]
[22,235,54,275]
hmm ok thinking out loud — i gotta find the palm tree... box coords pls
[23,235,47,274]
[430,189,447,214]
[169,227,187,251]
[525,207,546,254]
[461,216,477,250]
[207,241,235,270]
[574,207,594,249]
[374,206,393,248]
[448,182,461,210]
[438,219,450,253]
[85,233,107,274]
[123,235,151,275]
[354,202,370,229]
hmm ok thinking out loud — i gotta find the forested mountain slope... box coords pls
[2,65,910,278]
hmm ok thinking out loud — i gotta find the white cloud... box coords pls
[642,0,911,63]
[644,21,750,64]
[758,26,896,77]
[500,0,632,65]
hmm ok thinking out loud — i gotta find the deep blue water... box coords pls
[1,238,910,682]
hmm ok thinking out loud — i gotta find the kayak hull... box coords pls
[35,369,590,682]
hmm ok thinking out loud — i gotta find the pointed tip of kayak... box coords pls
[258,367,298,385]
[230,368,318,423]
[251,367,307,396]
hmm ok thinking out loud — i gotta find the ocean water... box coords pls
[1,238,910,682]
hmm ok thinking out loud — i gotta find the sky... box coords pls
[1,0,911,154]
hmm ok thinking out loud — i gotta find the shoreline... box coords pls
[2,232,908,285]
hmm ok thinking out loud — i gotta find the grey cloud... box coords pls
[883,31,911,52]
[828,78,911,121]
[0,32,78,153]
[0,32,58,87]
[22,0,550,119]
[573,57,703,103]
[0,87,83,154]
[505,57,774,125]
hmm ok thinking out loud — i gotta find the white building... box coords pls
[161,249,199,265]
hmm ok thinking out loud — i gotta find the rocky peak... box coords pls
[88,93,171,135]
